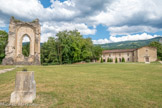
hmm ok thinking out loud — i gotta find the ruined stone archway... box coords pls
[2,17,41,65]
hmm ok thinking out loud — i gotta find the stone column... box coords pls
[10,71,36,105]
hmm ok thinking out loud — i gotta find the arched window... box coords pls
[127,58,130,61]
[119,58,122,62]
[22,35,30,57]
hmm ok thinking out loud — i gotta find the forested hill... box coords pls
[23,37,162,49]
[98,37,162,50]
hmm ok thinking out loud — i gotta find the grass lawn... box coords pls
[0,63,162,108]
[0,65,15,70]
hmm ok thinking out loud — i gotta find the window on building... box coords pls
[132,53,134,56]
[119,53,121,56]
[109,54,111,57]
[119,58,122,62]
[146,49,148,52]
[127,58,130,61]
[127,53,129,56]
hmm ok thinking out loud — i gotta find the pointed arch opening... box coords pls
[22,35,30,57]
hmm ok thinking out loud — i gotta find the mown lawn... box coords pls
[0,65,14,70]
[0,63,162,108]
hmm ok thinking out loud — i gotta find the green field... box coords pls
[0,65,14,70]
[0,63,162,108]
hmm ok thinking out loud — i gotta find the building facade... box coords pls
[102,46,157,63]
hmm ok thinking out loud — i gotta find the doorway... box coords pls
[145,57,149,62]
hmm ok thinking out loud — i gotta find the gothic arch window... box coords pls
[22,35,30,57]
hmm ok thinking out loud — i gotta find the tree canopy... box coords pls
[0,30,102,65]
[149,41,162,60]
[41,30,103,65]
[0,30,8,64]
[22,42,30,57]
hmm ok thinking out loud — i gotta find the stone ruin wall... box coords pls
[2,17,41,65]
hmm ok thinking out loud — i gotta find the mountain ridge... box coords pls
[23,37,162,50]
[97,37,162,50]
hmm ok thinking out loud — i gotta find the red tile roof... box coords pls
[103,49,136,54]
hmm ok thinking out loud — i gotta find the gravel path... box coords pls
[0,68,16,74]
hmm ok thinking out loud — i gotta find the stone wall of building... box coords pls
[133,50,138,62]
[102,46,157,63]
[2,17,41,65]
[137,46,157,62]
[102,51,134,63]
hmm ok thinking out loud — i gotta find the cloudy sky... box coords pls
[0,0,162,44]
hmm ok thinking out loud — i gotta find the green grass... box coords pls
[0,63,162,108]
[0,65,15,70]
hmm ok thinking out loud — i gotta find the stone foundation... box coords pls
[2,57,40,65]
[2,57,14,65]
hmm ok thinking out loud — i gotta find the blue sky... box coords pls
[0,0,162,44]
[40,0,52,8]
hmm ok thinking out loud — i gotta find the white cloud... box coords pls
[22,35,30,42]
[93,33,160,44]
[0,0,162,43]
[108,26,160,36]
[41,32,54,43]
[0,0,98,42]
[93,39,110,44]
[41,22,96,33]
[109,33,159,42]
[0,0,44,20]
[41,22,96,42]
[92,0,162,35]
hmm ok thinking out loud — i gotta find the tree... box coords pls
[22,43,30,57]
[100,57,103,63]
[110,58,113,62]
[149,41,162,60]
[41,37,58,65]
[92,45,103,62]
[122,57,125,62]
[107,58,110,62]
[115,58,118,63]
[0,30,8,64]
[56,30,83,64]
[41,30,102,65]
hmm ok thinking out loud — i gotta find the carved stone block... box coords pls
[10,72,36,104]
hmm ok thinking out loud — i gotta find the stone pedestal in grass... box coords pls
[10,71,36,105]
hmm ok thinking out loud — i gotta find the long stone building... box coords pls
[102,46,157,63]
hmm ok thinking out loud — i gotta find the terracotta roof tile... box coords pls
[103,49,136,53]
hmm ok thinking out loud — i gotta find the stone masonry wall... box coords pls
[2,17,41,65]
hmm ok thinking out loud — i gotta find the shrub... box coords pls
[51,62,59,65]
[42,63,48,66]
[101,57,103,63]
[115,58,118,63]
[122,57,125,62]
[107,58,110,62]
[85,59,91,63]
[110,58,113,62]
[22,68,27,72]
